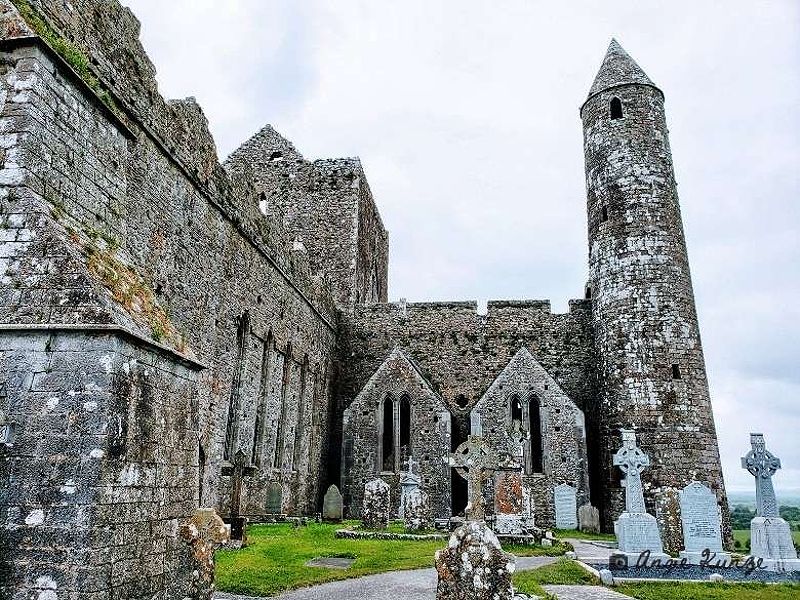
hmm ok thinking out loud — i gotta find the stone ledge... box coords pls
[334,528,447,541]
[0,323,206,369]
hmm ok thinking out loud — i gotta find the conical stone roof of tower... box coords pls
[587,39,657,99]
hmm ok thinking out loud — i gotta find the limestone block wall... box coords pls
[341,347,451,519]
[470,348,590,527]
[582,54,729,538]
[225,125,389,310]
[0,330,203,599]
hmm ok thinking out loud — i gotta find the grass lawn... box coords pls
[616,582,800,599]
[215,521,567,597]
[513,558,598,598]
[553,528,616,542]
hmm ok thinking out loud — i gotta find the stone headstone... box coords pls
[399,455,422,518]
[678,482,730,565]
[403,487,431,531]
[655,487,683,555]
[178,508,230,600]
[435,521,515,600]
[578,503,600,534]
[554,484,578,529]
[742,433,800,572]
[611,430,668,565]
[322,484,343,522]
[362,478,390,530]
[266,481,283,515]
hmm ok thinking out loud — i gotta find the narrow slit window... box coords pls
[610,97,623,120]
[601,205,609,222]
[585,286,592,299]
[672,364,682,380]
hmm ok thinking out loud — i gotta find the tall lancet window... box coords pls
[399,394,411,461]
[528,394,543,474]
[381,394,395,471]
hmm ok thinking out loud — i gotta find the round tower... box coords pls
[581,40,729,539]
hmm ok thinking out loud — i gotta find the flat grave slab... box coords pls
[305,556,356,570]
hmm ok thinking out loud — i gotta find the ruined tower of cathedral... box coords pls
[0,2,729,598]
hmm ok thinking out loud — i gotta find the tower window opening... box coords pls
[601,205,609,222]
[455,394,469,409]
[585,286,592,299]
[610,97,623,120]
[258,191,268,215]
[672,364,682,380]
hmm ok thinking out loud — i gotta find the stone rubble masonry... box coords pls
[0,0,385,597]
[470,347,590,528]
[225,125,389,311]
[342,346,451,520]
[582,40,730,540]
[338,299,598,521]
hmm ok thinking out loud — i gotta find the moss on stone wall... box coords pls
[12,0,117,109]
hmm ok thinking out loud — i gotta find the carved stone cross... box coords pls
[404,455,420,475]
[742,433,781,518]
[446,436,498,521]
[613,429,649,514]
[222,449,256,518]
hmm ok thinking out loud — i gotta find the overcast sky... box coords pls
[123,1,799,495]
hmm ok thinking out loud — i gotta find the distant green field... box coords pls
[732,528,800,547]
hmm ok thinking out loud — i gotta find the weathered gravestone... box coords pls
[678,481,730,565]
[362,478,390,529]
[612,430,669,566]
[221,449,255,544]
[399,456,422,518]
[322,484,343,522]
[435,520,515,600]
[578,503,600,534]
[655,487,683,555]
[403,487,431,531]
[178,508,230,600]
[742,433,800,572]
[265,481,283,516]
[554,483,578,530]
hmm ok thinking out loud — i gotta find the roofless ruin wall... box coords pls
[0,1,340,597]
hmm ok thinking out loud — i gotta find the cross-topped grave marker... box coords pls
[741,433,800,571]
[404,455,420,475]
[445,436,498,521]
[221,449,256,542]
[611,429,668,565]
[742,432,781,518]
[613,429,649,513]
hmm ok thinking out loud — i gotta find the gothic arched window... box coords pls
[528,394,543,474]
[399,394,411,459]
[381,394,395,471]
[610,97,623,120]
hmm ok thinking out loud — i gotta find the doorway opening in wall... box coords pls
[450,416,468,516]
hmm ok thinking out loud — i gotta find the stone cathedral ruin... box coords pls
[0,1,733,598]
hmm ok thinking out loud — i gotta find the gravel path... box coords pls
[563,538,616,562]
[214,556,558,600]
